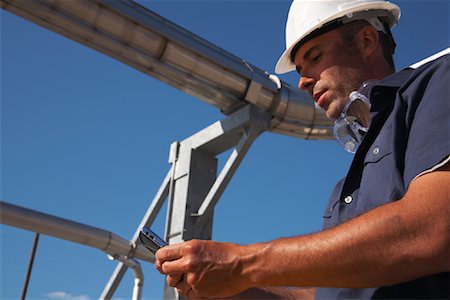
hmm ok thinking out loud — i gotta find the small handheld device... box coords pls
[139,227,168,254]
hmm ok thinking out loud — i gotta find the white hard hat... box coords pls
[275,0,401,74]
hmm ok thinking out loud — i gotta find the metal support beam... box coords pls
[163,146,218,300]
[166,146,217,243]
[162,104,270,299]
[21,233,40,300]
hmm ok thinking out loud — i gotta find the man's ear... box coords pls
[356,25,380,60]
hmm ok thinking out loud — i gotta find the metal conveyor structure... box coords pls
[1,0,334,299]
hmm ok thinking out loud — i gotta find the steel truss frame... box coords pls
[0,104,270,299]
[101,104,271,299]
[1,0,331,298]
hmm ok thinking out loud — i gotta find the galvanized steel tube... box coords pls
[1,0,333,139]
[0,201,154,263]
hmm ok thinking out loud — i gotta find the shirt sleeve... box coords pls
[412,155,450,182]
[403,55,450,187]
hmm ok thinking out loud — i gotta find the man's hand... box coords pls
[155,239,255,299]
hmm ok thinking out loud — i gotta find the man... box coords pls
[156,0,450,299]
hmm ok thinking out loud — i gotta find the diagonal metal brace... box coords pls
[100,168,172,300]
[191,122,265,228]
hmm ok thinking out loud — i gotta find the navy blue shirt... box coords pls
[315,55,450,299]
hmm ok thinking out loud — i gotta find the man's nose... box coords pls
[298,76,315,91]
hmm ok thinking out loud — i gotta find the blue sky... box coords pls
[1,1,449,299]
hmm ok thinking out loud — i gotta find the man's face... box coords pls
[293,28,369,120]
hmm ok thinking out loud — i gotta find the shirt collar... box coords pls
[368,68,414,113]
[377,67,414,88]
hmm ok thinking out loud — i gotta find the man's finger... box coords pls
[166,273,183,287]
[155,244,183,262]
[176,278,192,296]
[155,244,186,274]
[154,256,163,273]
[161,258,192,274]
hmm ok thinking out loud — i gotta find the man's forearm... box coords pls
[229,287,315,300]
[243,167,450,289]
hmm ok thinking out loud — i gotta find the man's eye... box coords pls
[312,55,321,63]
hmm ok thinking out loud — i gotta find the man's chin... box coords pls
[325,101,348,120]
[325,109,339,121]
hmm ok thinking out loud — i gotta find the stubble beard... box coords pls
[323,69,367,120]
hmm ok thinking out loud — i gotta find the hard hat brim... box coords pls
[275,1,400,74]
